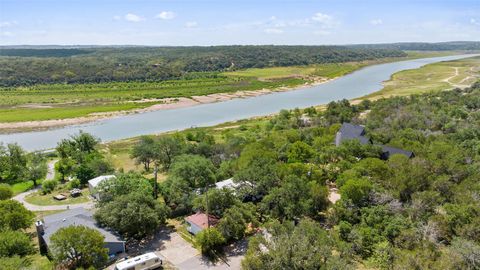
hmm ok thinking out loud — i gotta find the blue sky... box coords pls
[0,0,479,45]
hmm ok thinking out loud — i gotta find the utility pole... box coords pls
[153,162,158,199]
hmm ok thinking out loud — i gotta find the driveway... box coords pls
[12,159,94,211]
[158,230,245,270]
[107,227,245,270]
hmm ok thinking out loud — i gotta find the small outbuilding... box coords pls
[88,175,116,200]
[185,212,219,235]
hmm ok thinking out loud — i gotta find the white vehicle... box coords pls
[114,252,162,270]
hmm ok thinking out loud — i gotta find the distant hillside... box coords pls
[349,41,480,51]
[0,45,405,87]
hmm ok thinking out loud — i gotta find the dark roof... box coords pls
[380,145,415,159]
[336,123,370,145]
[335,123,414,159]
[42,208,124,245]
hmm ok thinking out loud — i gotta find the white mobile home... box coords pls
[114,252,162,270]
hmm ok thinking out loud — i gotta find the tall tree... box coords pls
[49,225,108,270]
[26,152,47,187]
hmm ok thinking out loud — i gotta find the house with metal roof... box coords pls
[335,123,371,146]
[35,208,125,256]
[335,123,414,159]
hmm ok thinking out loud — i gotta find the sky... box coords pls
[0,0,479,46]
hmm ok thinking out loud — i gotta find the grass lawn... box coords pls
[25,187,91,206]
[11,181,36,195]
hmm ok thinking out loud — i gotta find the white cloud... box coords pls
[125,13,145,22]
[311,12,337,29]
[185,21,198,28]
[471,18,480,26]
[156,11,176,20]
[0,21,18,28]
[370,19,383,25]
[264,28,283,34]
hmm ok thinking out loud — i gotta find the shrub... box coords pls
[0,230,34,257]
[67,179,81,189]
[195,228,226,255]
[42,179,58,194]
[0,184,13,200]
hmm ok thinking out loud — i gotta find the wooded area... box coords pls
[0,45,406,86]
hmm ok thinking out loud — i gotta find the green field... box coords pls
[363,56,480,99]
[24,188,91,206]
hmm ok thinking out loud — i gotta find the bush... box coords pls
[195,228,226,255]
[0,230,34,257]
[0,184,13,200]
[42,179,58,194]
[67,179,81,189]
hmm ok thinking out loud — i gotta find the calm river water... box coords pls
[0,54,477,151]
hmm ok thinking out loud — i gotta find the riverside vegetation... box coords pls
[1,81,480,268]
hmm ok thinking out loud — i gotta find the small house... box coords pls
[335,123,414,159]
[335,123,371,146]
[185,212,219,235]
[36,208,125,256]
[88,175,116,200]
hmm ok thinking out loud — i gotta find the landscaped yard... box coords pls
[25,187,91,206]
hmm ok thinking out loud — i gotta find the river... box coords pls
[0,54,477,151]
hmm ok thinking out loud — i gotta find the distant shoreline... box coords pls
[0,77,335,134]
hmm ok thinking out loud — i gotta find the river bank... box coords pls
[0,77,333,133]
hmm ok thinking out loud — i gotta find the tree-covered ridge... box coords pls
[350,41,480,51]
[0,45,405,86]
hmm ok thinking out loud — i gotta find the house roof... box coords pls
[41,208,124,245]
[185,212,219,229]
[380,145,414,159]
[337,123,370,145]
[215,178,240,190]
[88,175,116,188]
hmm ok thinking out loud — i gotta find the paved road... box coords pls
[12,159,94,211]
[106,228,245,270]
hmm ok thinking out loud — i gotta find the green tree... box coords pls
[0,230,34,257]
[49,225,108,269]
[95,172,153,204]
[26,152,47,187]
[340,178,373,206]
[195,228,226,255]
[0,200,34,231]
[242,219,350,270]
[0,184,13,200]
[94,192,169,238]
[287,141,314,163]
[170,154,216,188]
[41,179,58,194]
[131,136,156,171]
[193,188,238,217]
[217,203,258,241]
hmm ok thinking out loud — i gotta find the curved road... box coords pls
[13,160,94,211]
